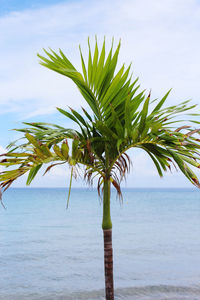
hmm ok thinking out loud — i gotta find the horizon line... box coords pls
[8,186,197,190]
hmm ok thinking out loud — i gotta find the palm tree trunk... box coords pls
[103,228,114,300]
[102,177,114,300]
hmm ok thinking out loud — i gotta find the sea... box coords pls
[0,188,200,300]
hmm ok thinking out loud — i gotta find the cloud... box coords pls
[0,145,6,154]
[120,148,195,188]
[0,0,200,120]
[0,145,6,172]
[0,1,108,118]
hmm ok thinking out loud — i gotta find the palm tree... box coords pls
[0,38,200,300]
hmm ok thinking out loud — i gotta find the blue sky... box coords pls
[0,0,200,188]
[0,0,66,15]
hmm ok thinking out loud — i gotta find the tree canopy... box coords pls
[0,38,200,205]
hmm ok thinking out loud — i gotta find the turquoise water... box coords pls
[0,188,200,299]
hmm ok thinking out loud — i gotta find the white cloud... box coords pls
[119,148,194,188]
[0,0,200,119]
[0,1,108,117]
[0,145,6,155]
[0,145,6,172]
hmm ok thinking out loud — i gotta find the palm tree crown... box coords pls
[0,38,200,199]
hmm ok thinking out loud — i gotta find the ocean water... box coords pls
[0,188,200,300]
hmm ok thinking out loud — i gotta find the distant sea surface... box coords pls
[0,188,200,300]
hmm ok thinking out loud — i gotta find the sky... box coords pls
[0,0,200,188]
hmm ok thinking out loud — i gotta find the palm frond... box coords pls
[0,38,200,202]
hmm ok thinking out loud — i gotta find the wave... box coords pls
[2,285,200,300]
